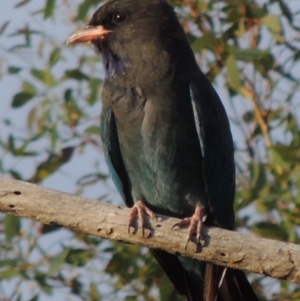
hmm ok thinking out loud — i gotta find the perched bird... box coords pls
[68,0,259,300]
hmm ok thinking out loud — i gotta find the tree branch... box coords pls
[0,177,299,283]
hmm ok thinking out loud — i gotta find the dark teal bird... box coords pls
[68,1,259,300]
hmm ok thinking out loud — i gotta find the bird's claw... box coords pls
[128,200,156,236]
[172,206,207,250]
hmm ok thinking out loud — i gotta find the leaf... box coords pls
[85,126,100,135]
[225,54,242,92]
[77,0,101,21]
[234,48,269,61]
[254,52,275,76]
[8,66,22,74]
[40,224,61,234]
[278,0,293,23]
[9,169,23,180]
[65,69,89,81]
[4,215,20,242]
[48,251,68,276]
[28,295,39,301]
[89,283,101,301]
[34,272,53,295]
[0,259,17,268]
[192,32,215,52]
[243,110,255,123]
[8,135,15,152]
[15,0,31,8]
[0,269,20,279]
[262,15,284,43]
[31,68,56,86]
[49,48,61,66]
[22,81,36,94]
[64,97,84,126]
[44,0,56,19]
[0,21,10,35]
[29,148,74,183]
[245,2,267,19]
[251,222,288,241]
[88,78,101,105]
[12,92,34,107]
[65,249,93,267]
[271,144,298,169]
[249,161,266,197]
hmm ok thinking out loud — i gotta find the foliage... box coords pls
[0,0,300,300]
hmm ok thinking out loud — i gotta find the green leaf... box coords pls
[254,52,275,75]
[245,2,267,19]
[31,68,56,86]
[35,272,53,295]
[15,0,31,8]
[234,49,269,61]
[22,81,36,94]
[251,222,288,240]
[4,215,20,242]
[271,144,297,170]
[0,259,17,268]
[8,66,22,74]
[28,295,39,301]
[77,0,101,21]
[88,78,102,105]
[243,110,255,123]
[44,0,56,19]
[65,69,89,81]
[85,126,100,135]
[12,92,34,107]
[0,268,20,279]
[65,249,93,267]
[249,161,266,197]
[89,282,101,301]
[8,135,15,152]
[278,0,293,23]
[9,169,23,180]
[262,15,284,43]
[0,21,10,35]
[48,251,68,276]
[49,48,61,66]
[40,224,61,234]
[225,54,242,92]
[191,32,215,52]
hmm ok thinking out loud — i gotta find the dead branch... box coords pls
[0,177,299,283]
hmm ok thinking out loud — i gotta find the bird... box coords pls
[67,0,259,300]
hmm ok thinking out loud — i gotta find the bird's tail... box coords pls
[204,263,259,301]
[151,249,259,301]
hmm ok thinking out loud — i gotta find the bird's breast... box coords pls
[102,80,206,217]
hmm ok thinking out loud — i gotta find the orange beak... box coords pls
[67,25,111,45]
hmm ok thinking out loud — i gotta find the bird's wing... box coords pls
[189,70,235,230]
[100,105,134,207]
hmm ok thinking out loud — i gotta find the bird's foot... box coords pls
[172,206,207,250]
[128,200,156,236]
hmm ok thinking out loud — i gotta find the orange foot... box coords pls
[128,200,156,236]
[172,206,207,249]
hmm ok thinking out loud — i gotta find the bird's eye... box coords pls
[112,11,127,24]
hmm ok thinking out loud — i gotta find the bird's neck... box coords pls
[102,50,126,79]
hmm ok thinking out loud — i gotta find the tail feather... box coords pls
[152,249,259,301]
[204,264,260,301]
[218,269,259,301]
[204,263,221,301]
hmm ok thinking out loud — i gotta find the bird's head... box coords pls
[68,0,195,86]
